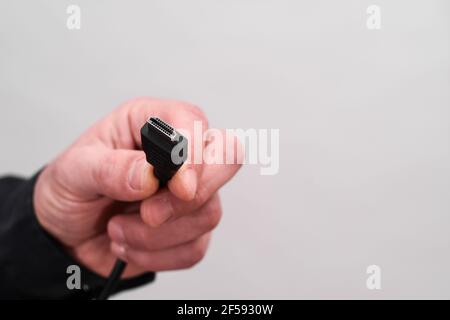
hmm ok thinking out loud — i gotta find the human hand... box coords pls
[34,97,242,277]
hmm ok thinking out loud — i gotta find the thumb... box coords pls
[65,146,159,201]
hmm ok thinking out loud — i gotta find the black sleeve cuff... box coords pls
[0,173,155,300]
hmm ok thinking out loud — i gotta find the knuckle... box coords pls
[184,103,208,125]
[183,241,207,268]
[124,224,147,249]
[202,201,222,231]
[139,201,153,225]
[136,226,156,250]
[108,217,130,245]
[194,184,209,207]
[140,196,172,227]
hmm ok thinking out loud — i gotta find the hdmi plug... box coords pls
[141,117,188,184]
[97,117,188,300]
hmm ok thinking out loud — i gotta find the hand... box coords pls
[34,97,242,278]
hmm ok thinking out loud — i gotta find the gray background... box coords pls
[1,0,449,299]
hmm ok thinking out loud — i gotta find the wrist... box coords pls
[33,166,62,243]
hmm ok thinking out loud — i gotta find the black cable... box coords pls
[97,260,127,300]
[96,117,188,300]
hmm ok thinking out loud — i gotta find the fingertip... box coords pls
[168,166,197,201]
[143,163,160,196]
[107,219,125,245]
[111,242,128,261]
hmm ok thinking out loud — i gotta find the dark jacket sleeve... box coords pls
[0,173,155,300]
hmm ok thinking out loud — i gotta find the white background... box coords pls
[0,0,449,299]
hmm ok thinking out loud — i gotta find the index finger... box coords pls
[139,131,243,227]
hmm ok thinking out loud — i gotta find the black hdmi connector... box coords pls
[141,117,188,184]
[97,117,188,300]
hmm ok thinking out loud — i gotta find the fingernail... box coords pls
[129,158,147,190]
[111,242,127,260]
[109,221,125,245]
[146,194,174,227]
[181,167,197,200]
